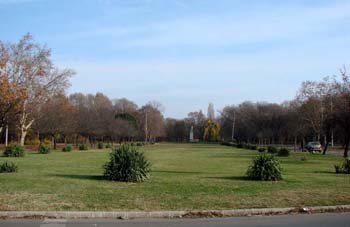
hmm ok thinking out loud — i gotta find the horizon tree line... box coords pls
[1,34,350,157]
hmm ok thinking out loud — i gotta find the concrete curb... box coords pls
[0,205,350,219]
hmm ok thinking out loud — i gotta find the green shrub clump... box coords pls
[249,144,257,150]
[136,142,144,147]
[97,142,105,149]
[105,143,112,149]
[220,141,233,147]
[246,154,282,181]
[0,161,18,173]
[38,144,51,154]
[79,144,89,151]
[267,146,278,154]
[335,158,350,174]
[62,144,73,152]
[103,144,151,182]
[4,144,25,157]
[300,155,308,161]
[258,147,266,153]
[278,148,290,157]
[237,142,244,148]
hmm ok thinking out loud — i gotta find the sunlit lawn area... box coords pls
[0,143,349,211]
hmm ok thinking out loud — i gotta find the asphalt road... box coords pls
[0,212,349,227]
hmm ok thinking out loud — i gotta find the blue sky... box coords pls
[1,0,349,118]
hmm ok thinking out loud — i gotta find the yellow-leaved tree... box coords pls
[204,120,220,142]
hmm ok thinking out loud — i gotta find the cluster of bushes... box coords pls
[221,141,291,156]
[38,144,51,154]
[220,141,257,150]
[103,144,151,182]
[267,146,278,154]
[335,158,350,174]
[79,144,89,151]
[258,147,266,152]
[4,144,25,157]
[0,161,18,173]
[255,146,290,157]
[220,141,234,146]
[62,144,73,152]
[246,154,282,181]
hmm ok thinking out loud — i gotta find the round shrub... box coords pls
[105,143,112,149]
[4,144,25,157]
[79,144,89,151]
[300,155,308,161]
[335,158,350,174]
[258,147,266,153]
[136,142,144,147]
[249,144,257,150]
[220,141,233,147]
[246,154,282,181]
[38,144,51,154]
[0,161,18,173]
[267,146,278,154]
[278,148,290,157]
[62,144,72,152]
[97,142,104,149]
[237,143,244,148]
[103,144,151,182]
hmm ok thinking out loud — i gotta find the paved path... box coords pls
[0,212,349,227]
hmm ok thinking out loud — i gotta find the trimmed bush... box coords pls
[267,146,278,154]
[278,148,290,157]
[246,154,282,181]
[105,143,112,149]
[249,144,257,150]
[62,144,72,152]
[258,147,266,153]
[220,141,233,147]
[300,155,308,161]
[38,144,51,154]
[98,142,104,149]
[4,144,25,157]
[237,143,244,148]
[335,158,350,174]
[79,144,89,151]
[136,142,144,147]
[103,144,151,182]
[0,161,18,173]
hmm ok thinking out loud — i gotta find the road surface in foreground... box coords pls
[0,212,349,227]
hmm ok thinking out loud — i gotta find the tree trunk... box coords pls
[19,111,34,146]
[53,135,57,150]
[20,129,27,146]
[344,139,349,158]
[322,141,329,155]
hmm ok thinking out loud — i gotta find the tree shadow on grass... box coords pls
[314,170,336,174]
[205,176,249,181]
[49,173,105,181]
[152,170,204,175]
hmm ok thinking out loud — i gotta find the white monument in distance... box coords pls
[189,125,194,142]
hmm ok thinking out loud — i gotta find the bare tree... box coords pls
[3,34,74,145]
[139,102,165,142]
[36,93,76,149]
[333,67,350,157]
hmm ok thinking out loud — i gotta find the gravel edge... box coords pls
[1,205,350,219]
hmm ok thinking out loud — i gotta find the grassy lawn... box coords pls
[0,143,349,211]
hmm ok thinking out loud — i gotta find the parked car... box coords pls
[306,141,322,153]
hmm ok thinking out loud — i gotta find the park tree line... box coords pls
[1,34,350,157]
[165,68,350,157]
[0,34,165,148]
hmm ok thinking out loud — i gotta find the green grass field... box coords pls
[0,143,349,211]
